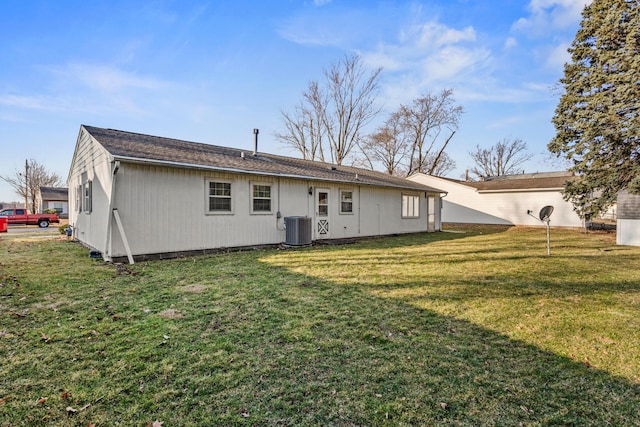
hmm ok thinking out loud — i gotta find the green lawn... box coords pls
[1,226,639,426]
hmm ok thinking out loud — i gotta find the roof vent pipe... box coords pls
[253,128,259,156]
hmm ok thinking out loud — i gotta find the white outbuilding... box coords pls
[617,190,640,246]
[67,125,445,262]
[408,172,584,228]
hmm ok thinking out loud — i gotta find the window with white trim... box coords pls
[208,181,232,213]
[83,180,92,213]
[340,190,353,214]
[251,183,272,213]
[402,194,420,218]
[76,185,82,212]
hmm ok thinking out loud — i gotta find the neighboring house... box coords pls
[67,125,445,263]
[617,190,640,246]
[38,187,69,218]
[408,172,584,228]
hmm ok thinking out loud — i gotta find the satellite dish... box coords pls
[539,205,554,221]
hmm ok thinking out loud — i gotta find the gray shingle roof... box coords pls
[443,172,574,191]
[39,187,68,201]
[84,125,443,193]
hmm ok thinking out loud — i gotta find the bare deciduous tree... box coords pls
[359,89,461,176]
[424,150,456,177]
[276,54,382,165]
[358,111,409,175]
[1,159,62,212]
[403,89,462,176]
[468,138,532,178]
[274,95,326,162]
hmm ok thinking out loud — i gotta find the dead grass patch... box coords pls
[181,284,207,293]
[157,308,183,319]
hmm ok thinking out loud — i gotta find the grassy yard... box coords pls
[1,225,639,426]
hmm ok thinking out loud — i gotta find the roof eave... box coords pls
[476,187,565,193]
[111,155,440,192]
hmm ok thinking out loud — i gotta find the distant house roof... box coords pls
[82,125,443,193]
[40,186,68,201]
[442,171,574,192]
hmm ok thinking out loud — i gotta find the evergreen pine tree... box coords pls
[549,0,640,219]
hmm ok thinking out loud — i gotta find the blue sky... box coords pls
[0,0,590,203]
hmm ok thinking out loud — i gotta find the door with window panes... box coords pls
[315,188,330,238]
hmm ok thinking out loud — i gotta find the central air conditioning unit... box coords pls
[284,216,312,246]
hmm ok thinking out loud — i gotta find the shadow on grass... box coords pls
[184,258,639,426]
[2,232,639,426]
[324,224,511,251]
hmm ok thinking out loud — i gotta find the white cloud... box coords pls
[512,0,591,35]
[0,63,173,119]
[46,63,171,115]
[414,22,476,48]
[360,19,491,107]
[0,94,56,111]
[504,37,518,49]
[545,41,572,69]
[422,46,491,83]
[486,114,526,130]
[58,63,166,93]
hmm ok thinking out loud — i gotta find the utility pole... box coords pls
[24,159,29,212]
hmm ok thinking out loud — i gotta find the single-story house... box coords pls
[67,125,445,263]
[408,172,584,228]
[37,186,69,218]
[617,190,640,246]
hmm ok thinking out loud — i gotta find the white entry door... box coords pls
[315,188,330,238]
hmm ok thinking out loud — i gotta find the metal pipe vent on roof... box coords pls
[253,129,259,156]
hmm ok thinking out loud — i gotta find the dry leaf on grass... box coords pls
[158,309,182,319]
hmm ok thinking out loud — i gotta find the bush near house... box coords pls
[0,226,638,425]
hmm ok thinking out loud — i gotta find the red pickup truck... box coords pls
[0,208,60,228]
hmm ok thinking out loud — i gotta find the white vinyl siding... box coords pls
[72,157,433,260]
[408,173,583,228]
[67,127,113,253]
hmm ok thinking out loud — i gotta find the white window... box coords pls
[83,180,92,213]
[318,190,329,216]
[402,194,420,218]
[251,183,272,213]
[340,190,353,214]
[76,186,82,212]
[208,181,232,213]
